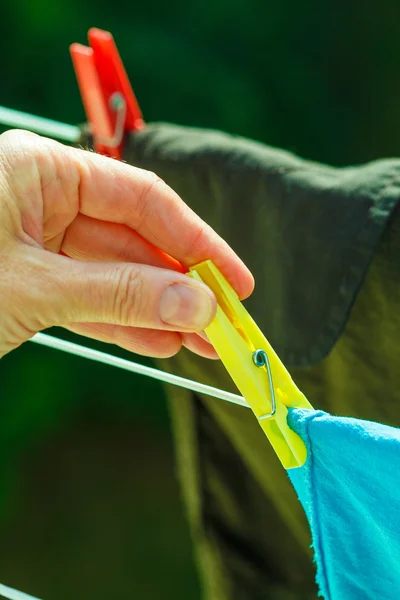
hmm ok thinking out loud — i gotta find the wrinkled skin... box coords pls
[0,130,253,359]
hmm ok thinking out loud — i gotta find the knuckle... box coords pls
[0,130,40,168]
[0,128,39,148]
[114,231,136,262]
[141,171,165,198]
[111,266,146,325]
[0,130,44,201]
[188,225,209,257]
[134,171,165,227]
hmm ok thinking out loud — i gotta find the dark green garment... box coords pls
[118,124,400,599]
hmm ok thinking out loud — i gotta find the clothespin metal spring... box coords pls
[189,260,314,469]
[95,92,127,149]
[253,349,277,419]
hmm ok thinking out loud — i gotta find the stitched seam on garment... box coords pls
[127,126,318,177]
[287,170,400,366]
[125,126,341,189]
[302,414,332,600]
[128,153,305,190]
[293,204,383,361]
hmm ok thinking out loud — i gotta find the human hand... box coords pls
[0,130,254,359]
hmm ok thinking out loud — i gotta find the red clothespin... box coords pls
[70,28,145,159]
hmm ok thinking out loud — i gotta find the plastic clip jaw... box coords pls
[189,260,313,469]
[70,28,144,159]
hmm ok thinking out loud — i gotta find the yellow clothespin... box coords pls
[189,260,314,469]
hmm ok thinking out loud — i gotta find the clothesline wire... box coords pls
[0,105,80,142]
[0,582,41,600]
[30,334,249,409]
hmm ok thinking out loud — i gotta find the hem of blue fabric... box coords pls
[287,409,332,600]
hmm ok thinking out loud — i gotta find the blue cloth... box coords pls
[288,409,400,600]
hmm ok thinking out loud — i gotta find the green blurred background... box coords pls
[1,1,400,598]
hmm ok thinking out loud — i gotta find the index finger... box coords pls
[73,146,255,299]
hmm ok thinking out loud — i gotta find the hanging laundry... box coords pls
[289,409,400,599]
[1,26,400,598]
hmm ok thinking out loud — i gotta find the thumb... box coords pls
[38,252,217,332]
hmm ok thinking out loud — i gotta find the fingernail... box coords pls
[159,283,215,330]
